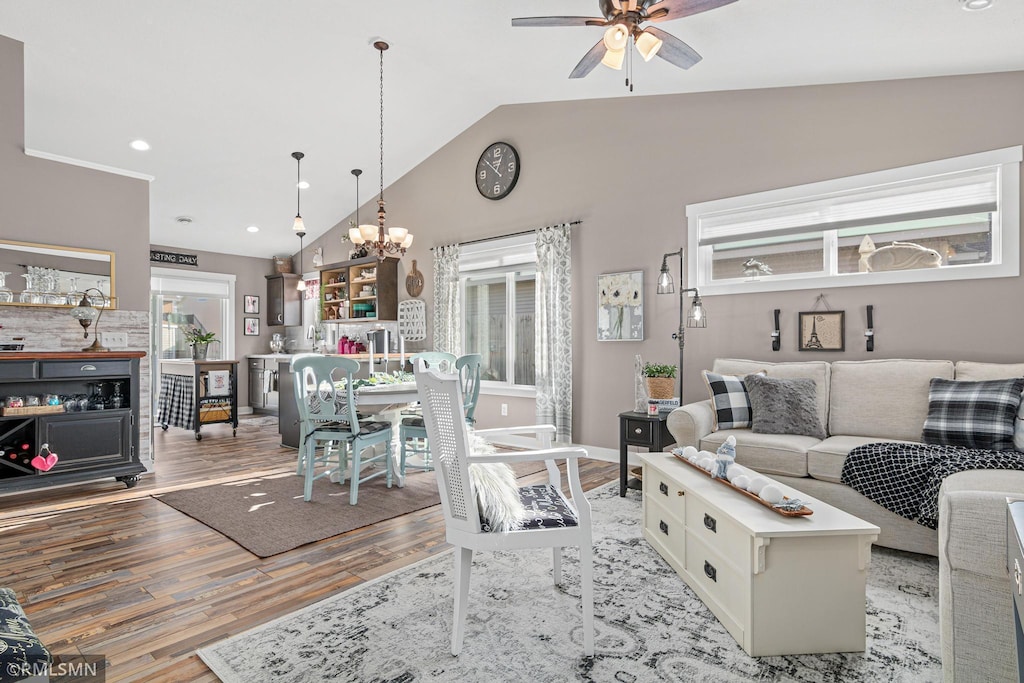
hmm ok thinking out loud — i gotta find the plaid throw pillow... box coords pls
[703,370,760,431]
[922,377,1024,451]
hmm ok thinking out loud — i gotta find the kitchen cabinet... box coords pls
[319,256,398,323]
[266,273,301,327]
[0,351,146,493]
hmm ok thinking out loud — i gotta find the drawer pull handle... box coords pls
[659,482,668,496]
[1016,559,1022,597]
[704,560,717,583]
[80,364,97,372]
[658,520,669,535]
[678,491,685,496]
[704,513,717,533]
[634,427,642,435]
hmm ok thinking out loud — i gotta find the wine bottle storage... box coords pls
[0,420,35,478]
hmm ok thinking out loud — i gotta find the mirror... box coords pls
[0,240,115,309]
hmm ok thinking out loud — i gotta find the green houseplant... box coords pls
[183,326,218,360]
[643,362,677,399]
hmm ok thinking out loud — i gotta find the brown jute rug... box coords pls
[156,461,545,557]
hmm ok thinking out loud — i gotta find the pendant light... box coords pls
[347,169,369,258]
[347,40,413,260]
[291,151,307,292]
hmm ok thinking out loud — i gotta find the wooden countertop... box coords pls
[0,351,146,360]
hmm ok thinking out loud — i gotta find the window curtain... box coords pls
[535,224,572,443]
[432,243,462,356]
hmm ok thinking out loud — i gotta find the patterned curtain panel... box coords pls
[432,243,462,356]
[535,224,573,443]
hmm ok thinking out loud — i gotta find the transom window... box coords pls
[686,147,1022,295]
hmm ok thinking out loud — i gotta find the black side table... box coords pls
[618,411,676,497]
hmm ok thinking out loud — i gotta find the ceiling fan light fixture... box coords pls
[601,47,625,70]
[635,30,663,62]
[603,23,630,51]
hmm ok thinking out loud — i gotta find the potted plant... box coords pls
[643,362,677,399]
[183,326,218,360]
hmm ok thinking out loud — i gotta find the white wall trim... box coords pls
[25,148,156,182]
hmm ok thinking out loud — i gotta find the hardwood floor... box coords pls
[0,418,619,682]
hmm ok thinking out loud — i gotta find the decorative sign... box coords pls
[151,249,199,267]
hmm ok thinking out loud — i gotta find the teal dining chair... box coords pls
[400,352,479,473]
[291,355,394,504]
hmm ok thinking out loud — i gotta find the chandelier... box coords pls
[348,41,413,260]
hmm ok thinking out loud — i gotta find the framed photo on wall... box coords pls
[244,295,260,314]
[597,270,643,341]
[244,317,260,336]
[798,311,845,351]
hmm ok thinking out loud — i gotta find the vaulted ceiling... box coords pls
[1,0,1021,258]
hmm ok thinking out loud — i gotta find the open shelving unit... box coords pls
[319,255,398,323]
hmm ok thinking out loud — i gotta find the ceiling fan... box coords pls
[512,0,738,78]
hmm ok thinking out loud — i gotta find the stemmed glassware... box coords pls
[19,272,38,303]
[0,272,12,303]
[110,381,125,409]
[66,276,84,306]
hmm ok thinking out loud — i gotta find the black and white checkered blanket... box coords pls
[841,442,1024,529]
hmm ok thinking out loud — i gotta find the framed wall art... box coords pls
[597,270,643,341]
[244,317,260,336]
[798,311,845,351]
[244,295,260,314]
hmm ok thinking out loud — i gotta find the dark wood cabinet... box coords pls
[0,351,146,492]
[266,273,301,327]
[319,256,399,322]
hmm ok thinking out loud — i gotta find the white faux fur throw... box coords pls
[467,433,525,533]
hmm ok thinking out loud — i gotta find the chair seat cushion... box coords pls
[311,420,390,438]
[0,587,51,671]
[401,416,425,428]
[515,484,579,530]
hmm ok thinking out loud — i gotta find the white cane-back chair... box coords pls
[414,359,594,656]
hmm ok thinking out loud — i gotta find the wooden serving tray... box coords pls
[671,451,813,517]
[1,405,65,416]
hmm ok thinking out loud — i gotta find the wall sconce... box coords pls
[69,289,109,352]
[772,309,781,352]
[865,305,875,352]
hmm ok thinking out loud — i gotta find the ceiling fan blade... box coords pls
[643,0,738,23]
[569,40,607,79]
[512,16,606,27]
[646,26,702,69]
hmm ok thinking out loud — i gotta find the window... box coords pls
[686,147,1022,295]
[460,234,536,393]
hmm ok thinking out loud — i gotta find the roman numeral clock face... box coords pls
[476,142,520,200]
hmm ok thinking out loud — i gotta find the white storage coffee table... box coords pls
[641,452,879,657]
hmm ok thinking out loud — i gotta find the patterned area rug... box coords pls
[198,482,941,682]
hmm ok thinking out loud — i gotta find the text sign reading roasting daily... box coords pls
[150,250,199,267]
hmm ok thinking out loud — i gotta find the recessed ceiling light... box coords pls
[297,180,310,190]
[246,226,259,233]
[130,139,150,151]
[960,0,993,10]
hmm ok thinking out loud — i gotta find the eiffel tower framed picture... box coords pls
[799,311,845,351]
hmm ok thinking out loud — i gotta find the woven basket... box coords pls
[273,256,293,273]
[646,377,675,399]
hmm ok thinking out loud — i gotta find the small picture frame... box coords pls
[597,270,644,341]
[243,295,260,314]
[798,311,845,351]
[244,317,260,336]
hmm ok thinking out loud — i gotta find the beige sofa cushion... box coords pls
[700,429,816,478]
[712,358,830,433]
[956,361,1024,450]
[807,435,912,483]
[828,359,953,442]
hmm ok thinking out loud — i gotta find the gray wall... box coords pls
[309,70,1024,449]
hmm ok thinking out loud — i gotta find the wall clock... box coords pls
[476,142,520,200]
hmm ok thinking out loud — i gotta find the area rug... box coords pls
[198,483,941,682]
[157,461,546,558]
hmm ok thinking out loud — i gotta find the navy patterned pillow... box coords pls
[922,377,1024,451]
[702,370,761,431]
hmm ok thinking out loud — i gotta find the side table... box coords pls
[618,410,676,497]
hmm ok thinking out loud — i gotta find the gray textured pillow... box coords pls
[744,373,827,440]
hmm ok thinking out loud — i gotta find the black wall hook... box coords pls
[865,305,875,352]
[772,309,781,352]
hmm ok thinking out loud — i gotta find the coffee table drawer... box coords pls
[686,493,750,572]
[685,532,749,637]
[645,464,687,515]
[644,496,686,569]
